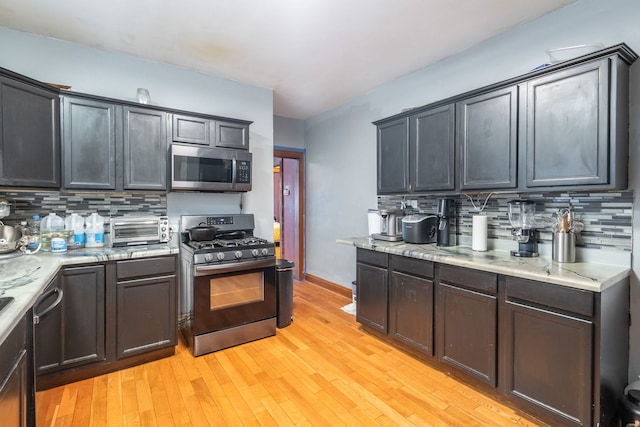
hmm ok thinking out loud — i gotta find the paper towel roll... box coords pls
[472,215,488,251]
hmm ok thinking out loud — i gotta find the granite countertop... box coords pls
[0,244,179,344]
[338,237,630,293]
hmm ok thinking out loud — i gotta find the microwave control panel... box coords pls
[236,160,251,183]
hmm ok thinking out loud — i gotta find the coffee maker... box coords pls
[507,200,538,257]
[436,199,454,246]
[370,209,403,242]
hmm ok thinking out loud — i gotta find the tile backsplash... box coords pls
[378,191,633,252]
[0,190,167,228]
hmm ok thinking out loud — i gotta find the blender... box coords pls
[507,200,538,257]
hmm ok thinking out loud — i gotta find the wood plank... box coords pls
[36,280,549,427]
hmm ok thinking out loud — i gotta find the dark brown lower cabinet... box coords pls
[116,274,177,359]
[354,248,630,427]
[35,265,106,376]
[436,265,498,386]
[34,255,178,390]
[356,249,389,333]
[504,300,592,426]
[0,314,33,427]
[389,255,434,355]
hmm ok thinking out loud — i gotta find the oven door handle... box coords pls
[194,259,276,276]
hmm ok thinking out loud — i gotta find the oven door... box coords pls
[192,262,276,335]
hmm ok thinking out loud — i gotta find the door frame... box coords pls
[274,147,305,281]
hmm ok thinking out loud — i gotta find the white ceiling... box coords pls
[0,0,574,119]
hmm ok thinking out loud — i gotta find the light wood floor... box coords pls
[36,281,548,427]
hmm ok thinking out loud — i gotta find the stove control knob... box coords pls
[261,248,269,256]
[204,253,214,262]
[234,251,243,259]
[216,252,225,261]
[251,249,260,257]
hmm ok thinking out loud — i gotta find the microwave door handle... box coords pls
[231,157,237,190]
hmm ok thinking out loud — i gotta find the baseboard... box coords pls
[305,274,352,299]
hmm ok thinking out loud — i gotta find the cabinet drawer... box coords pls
[505,276,594,318]
[439,264,497,294]
[117,256,177,280]
[356,248,388,268]
[391,255,433,278]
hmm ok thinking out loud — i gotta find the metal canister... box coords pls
[552,232,575,263]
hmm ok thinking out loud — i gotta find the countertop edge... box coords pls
[338,237,630,292]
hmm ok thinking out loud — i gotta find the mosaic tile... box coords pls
[378,190,634,251]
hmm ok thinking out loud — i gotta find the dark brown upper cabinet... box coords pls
[411,104,455,192]
[0,76,60,188]
[457,86,518,191]
[61,96,118,190]
[521,56,628,190]
[123,106,168,191]
[374,43,637,195]
[171,114,209,146]
[377,117,409,194]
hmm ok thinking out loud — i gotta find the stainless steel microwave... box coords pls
[170,145,252,192]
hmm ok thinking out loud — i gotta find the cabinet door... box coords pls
[62,96,118,189]
[214,120,249,150]
[504,300,593,427]
[35,265,106,375]
[0,77,60,188]
[116,275,177,359]
[171,114,210,145]
[410,105,455,192]
[377,117,409,194]
[524,60,609,188]
[436,283,497,386]
[356,263,388,333]
[0,316,28,427]
[457,86,518,190]
[389,271,433,355]
[123,106,167,190]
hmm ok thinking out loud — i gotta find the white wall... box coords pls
[274,115,305,150]
[0,27,274,239]
[304,0,640,380]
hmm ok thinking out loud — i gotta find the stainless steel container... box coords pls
[552,232,575,263]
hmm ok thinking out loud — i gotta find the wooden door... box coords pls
[274,149,305,281]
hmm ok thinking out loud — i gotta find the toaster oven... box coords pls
[110,216,171,247]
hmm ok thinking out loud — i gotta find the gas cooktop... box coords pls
[186,237,271,251]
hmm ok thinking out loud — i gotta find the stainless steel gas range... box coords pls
[179,214,277,356]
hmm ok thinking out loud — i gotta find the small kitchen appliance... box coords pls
[179,214,276,356]
[110,215,171,247]
[171,145,252,192]
[402,214,438,244]
[507,200,539,257]
[436,199,454,246]
[370,209,403,242]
